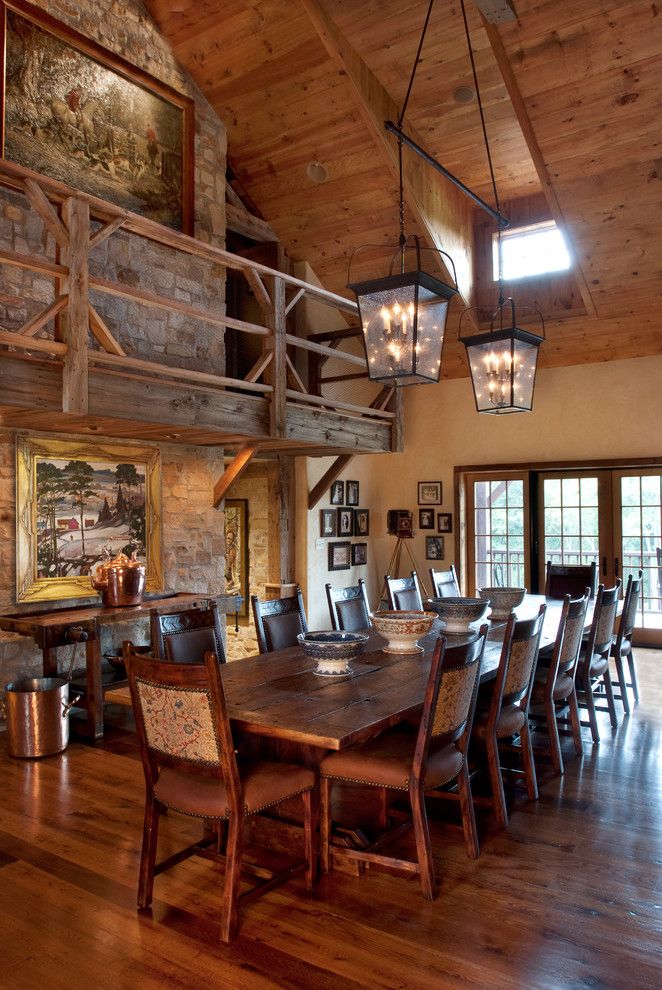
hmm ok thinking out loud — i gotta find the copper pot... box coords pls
[91,551,146,607]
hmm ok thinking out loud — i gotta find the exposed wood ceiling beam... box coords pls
[308,454,354,511]
[480,17,598,319]
[473,0,517,25]
[213,444,259,507]
[299,0,475,311]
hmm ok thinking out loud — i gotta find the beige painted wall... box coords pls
[300,354,662,625]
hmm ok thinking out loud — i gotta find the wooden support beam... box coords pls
[244,267,272,314]
[285,353,307,393]
[308,455,354,511]
[61,197,90,414]
[18,295,68,337]
[285,288,306,316]
[0,247,67,278]
[89,350,272,394]
[474,0,517,25]
[88,305,126,356]
[276,455,296,584]
[390,389,404,453]
[213,445,259,507]
[226,202,277,243]
[286,389,394,419]
[24,178,69,249]
[244,349,273,384]
[0,329,66,354]
[285,332,366,368]
[268,275,287,438]
[89,215,128,252]
[300,0,475,309]
[481,18,598,319]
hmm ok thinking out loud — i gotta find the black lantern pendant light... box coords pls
[457,0,544,414]
[348,2,458,387]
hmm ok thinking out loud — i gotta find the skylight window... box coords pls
[492,220,571,281]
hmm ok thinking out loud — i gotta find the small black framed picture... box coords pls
[346,480,359,506]
[328,541,351,571]
[352,542,367,566]
[437,512,453,534]
[320,509,337,537]
[426,536,445,560]
[418,481,442,505]
[337,508,353,536]
[354,508,369,536]
[330,480,345,505]
[419,508,435,529]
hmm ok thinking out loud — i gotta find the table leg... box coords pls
[42,646,58,678]
[85,638,104,741]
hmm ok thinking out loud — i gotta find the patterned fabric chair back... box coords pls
[429,566,460,599]
[557,591,590,676]
[151,601,226,665]
[620,572,642,639]
[503,607,546,705]
[591,582,621,655]
[429,633,486,744]
[326,580,371,632]
[386,572,424,612]
[252,587,308,654]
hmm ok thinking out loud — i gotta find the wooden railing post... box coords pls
[60,196,90,414]
[267,274,287,437]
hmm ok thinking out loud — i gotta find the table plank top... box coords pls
[107,594,600,752]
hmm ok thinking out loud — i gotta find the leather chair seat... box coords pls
[154,760,315,819]
[531,671,575,706]
[577,653,609,679]
[320,730,463,791]
[473,702,526,739]
[610,635,631,658]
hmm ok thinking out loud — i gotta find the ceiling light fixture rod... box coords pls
[384,120,509,229]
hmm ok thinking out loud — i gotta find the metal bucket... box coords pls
[5,677,70,758]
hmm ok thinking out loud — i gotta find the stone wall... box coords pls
[0,0,230,709]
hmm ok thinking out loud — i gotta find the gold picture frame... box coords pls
[16,435,163,603]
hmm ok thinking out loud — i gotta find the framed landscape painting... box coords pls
[0,0,194,232]
[16,435,163,603]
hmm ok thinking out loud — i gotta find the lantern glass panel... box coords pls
[466,334,539,413]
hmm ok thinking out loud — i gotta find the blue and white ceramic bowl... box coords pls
[425,597,490,633]
[297,631,368,675]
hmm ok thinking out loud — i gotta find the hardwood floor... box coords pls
[0,651,660,989]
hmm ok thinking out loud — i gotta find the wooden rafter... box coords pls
[285,353,307,393]
[89,215,128,252]
[213,445,259,507]
[24,178,69,249]
[244,267,272,313]
[18,295,68,337]
[244,349,274,384]
[88,304,126,356]
[308,454,354,511]
[285,288,305,316]
[481,17,598,318]
[300,0,475,309]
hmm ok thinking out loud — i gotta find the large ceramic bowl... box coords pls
[371,610,437,655]
[478,586,526,621]
[425,597,490,634]
[297,631,368,675]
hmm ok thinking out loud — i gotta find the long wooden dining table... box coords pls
[107,594,603,759]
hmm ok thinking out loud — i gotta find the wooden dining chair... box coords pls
[125,649,318,943]
[472,605,546,827]
[429,565,460,598]
[545,561,597,599]
[251,587,308,654]
[326,580,371,632]
[320,627,488,900]
[576,581,621,742]
[150,600,226,664]
[530,590,590,775]
[610,571,643,714]
[385,571,424,611]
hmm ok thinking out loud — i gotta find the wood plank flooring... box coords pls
[1,651,661,989]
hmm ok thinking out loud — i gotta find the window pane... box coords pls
[641,476,660,506]
[507,480,524,507]
[474,482,490,509]
[544,478,561,506]
[545,507,561,535]
[562,477,579,506]
[622,506,641,536]
[621,476,640,506]
[581,506,599,535]
[490,482,507,508]
[580,477,598,505]
[562,508,580,535]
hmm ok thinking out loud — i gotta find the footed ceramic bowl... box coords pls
[371,610,437,655]
[478,586,526,621]
[425,597,490,634]
[297,631,368,675]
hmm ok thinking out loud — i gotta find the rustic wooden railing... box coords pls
[0,159,397,444]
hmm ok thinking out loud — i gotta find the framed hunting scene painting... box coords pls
[0,0,194,231]
[16,435,163,603]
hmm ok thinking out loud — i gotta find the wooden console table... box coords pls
[0,592,242,740]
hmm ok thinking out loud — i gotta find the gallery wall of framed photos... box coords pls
[321,479,370,575]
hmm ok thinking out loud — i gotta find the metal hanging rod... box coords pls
[384,120,510,229]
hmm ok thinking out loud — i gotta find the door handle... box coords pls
[614,556,619,578]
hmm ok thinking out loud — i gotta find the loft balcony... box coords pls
[0,160,400,461]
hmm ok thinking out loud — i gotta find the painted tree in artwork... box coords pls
[36,461,66,576]
[63,460,97,557]
[115,463,139,520]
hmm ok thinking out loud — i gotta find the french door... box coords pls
[464,466,662,646]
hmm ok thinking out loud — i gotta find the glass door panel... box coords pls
[538,472,612,589]
[613,471,662,645]
[466,474,529,593]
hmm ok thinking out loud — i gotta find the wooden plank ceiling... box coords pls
[146,0,662,377]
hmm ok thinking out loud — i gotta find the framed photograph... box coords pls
[16,435,162,603]
[437,512,453,534]
[320,508,337,537]
[419,508,434,529]
[337,507,353,537]
[346,480,359,506]
[426,536,445,561]
[330,480,344,505]
[354,508,369,536]
[418,481,442,505]
[0,0,194,232]
[328,541,351,571]
[224,499,248,618]
[352,542,367,566]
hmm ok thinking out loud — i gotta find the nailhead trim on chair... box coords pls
[156,784,314,820]
[319,769,462,791]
